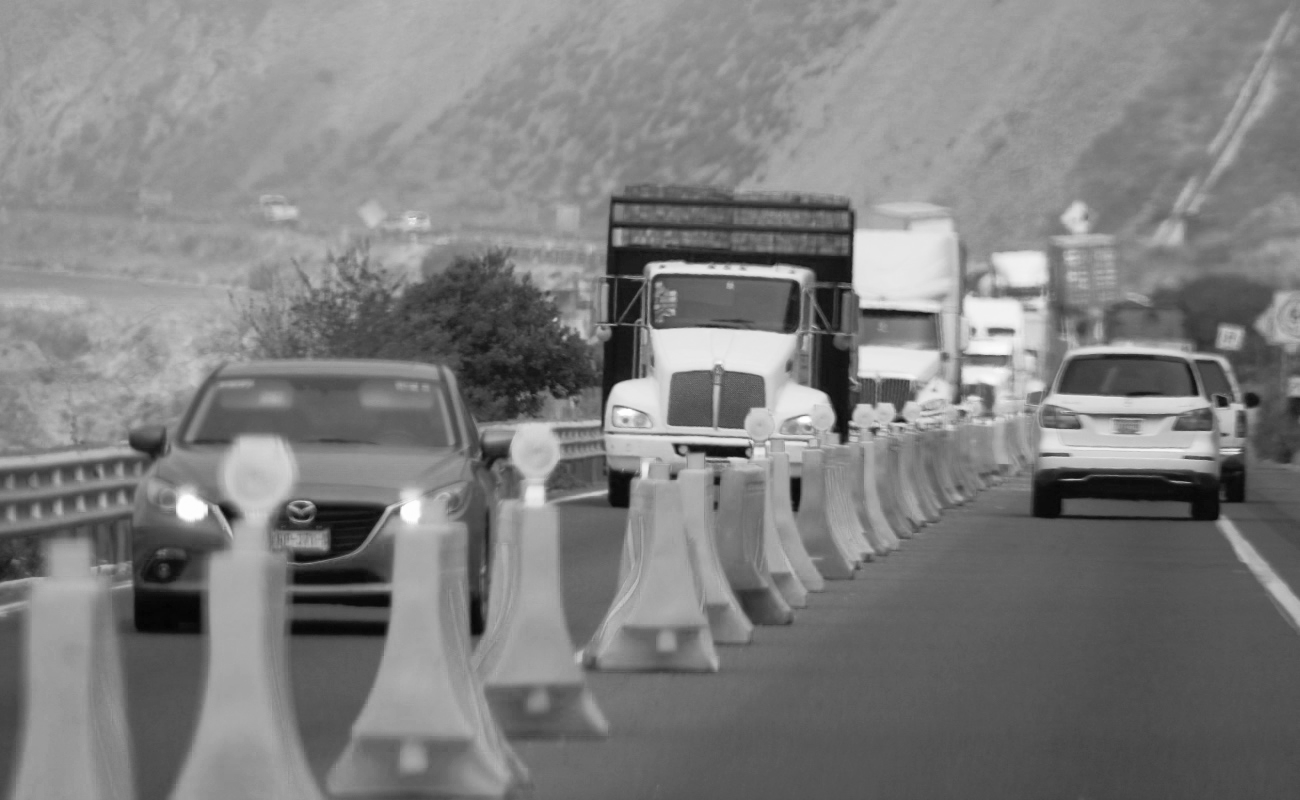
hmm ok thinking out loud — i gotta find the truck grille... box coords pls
[667,371,714,427]
[667,370,766,429]
[219,502,387,561]
[860,378,913,411]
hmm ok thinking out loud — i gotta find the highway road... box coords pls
[0,267,236,316]
[3,468,1300,799]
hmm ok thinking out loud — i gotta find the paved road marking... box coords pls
[1217,516,1300,635]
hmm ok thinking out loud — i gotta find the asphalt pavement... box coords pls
[2,469,1300,799]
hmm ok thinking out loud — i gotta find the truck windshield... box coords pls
[858,310,940,350]
[650,275,800,333]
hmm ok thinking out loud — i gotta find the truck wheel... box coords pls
[608,471,634,508]
[1031,484,1061,518]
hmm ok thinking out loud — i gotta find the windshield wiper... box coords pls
[187,438,231,445]
[702,319,757,330]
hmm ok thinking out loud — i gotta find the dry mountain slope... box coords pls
[0,0,1292,257]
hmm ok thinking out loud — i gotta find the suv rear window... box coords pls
[1195,359,1237,401]
[1057,355,1198,397]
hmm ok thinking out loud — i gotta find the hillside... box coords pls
[0,0,1294,258]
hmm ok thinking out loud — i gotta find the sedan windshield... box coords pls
[182,375,459,448]
[1058,355,1198,397]
[650,275,800,333]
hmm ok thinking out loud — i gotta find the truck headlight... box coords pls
[779,415,815,436]
[611,405,652,429]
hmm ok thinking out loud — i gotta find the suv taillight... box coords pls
[1173,407,1215,432]
[1039,404,1081,429]
[1235,409,1247,438]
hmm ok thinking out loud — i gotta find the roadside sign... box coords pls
[1048,234,1121,312]
[1060,201,1094,235]
[1214,323,1245,351]
[1253,291,1300,345]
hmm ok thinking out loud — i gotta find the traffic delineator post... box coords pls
[169,435,326,800]
[715,465,795,624]
[472,423,610,739]
[583,463,719,672]
[7,536,134,800]
[679,455,754,645]
[826,445,874,562]
[327,510,529,797]
[795,446,857,578]
[767,440,825,592]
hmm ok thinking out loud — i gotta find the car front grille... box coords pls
[667,370,766,429]
[219,501,387,561]
[860,378,914,411]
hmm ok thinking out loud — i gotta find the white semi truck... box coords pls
[595,185,858,508]
[852,203,966,421]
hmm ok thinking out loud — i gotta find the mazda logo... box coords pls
[285,500,317,525]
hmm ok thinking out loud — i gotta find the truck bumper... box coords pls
[604,432,810,477]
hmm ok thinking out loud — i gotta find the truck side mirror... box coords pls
[1244,391,1260,409]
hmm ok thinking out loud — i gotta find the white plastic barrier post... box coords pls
[851,408,898,555]
[767,440,825,592]
[826,443,875,563]
[169,436,328,800]
[582,462,719,672]
[679,453,754,644]
[7,536,134,800]
[716,462,796,624]
[747,409,808,609]
[472,424,609,739]
[908,429,942,525]
[880,431,916,538]
[795,405,859,578]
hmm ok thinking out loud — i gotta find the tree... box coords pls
[1169,273,1275,370]
[232,242,446,362]
[398,249,597,419]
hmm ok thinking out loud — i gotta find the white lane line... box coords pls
[553,488,610,504]
[1217,516,1300,635]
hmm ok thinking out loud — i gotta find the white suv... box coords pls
[1192,353,1260,503]
[1032,345,1222,521]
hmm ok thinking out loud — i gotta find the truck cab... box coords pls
[596,185,857,507]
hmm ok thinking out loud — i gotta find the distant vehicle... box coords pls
[381,210,433,235]
[1032,345,1222,521]
[258,194,300,226]
[126,359,512,634]
[962,337,1018,416]
[1192,353,1259,503]
[853,202,967,422]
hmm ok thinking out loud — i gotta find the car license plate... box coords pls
[271,528,330,553]
[1113,418,1142,435]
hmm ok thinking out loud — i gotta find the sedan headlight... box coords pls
[397,481,472,524]
[611,405,652,429]
[779,415,815,436]
[1173,407,1215,432]
[142,477,212,523]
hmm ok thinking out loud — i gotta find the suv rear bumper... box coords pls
[1035,466,1218,502]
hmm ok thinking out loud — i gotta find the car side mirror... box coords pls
[1244,391,1261,409]
[1025,390,1043,408]
[480,428,515,466]
[1213,393,1231,409]
[128,424,168,458]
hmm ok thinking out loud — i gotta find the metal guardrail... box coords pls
[0,421,605,544]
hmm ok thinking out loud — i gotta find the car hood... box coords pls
[153,445,470,507]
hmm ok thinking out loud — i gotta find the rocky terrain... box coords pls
[3,0,1297,262]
